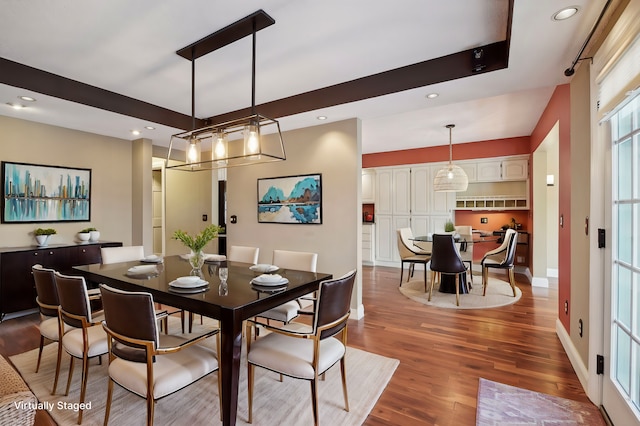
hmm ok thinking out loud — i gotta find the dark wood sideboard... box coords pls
[0,241,122,320]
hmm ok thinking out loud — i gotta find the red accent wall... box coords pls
[530,84,571,332]
[362,136,530,168]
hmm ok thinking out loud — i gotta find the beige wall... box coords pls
[0,116,133,247]
[226,118,363,314]
[570,62,592,363]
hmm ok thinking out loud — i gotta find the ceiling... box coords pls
[0,0,608,154]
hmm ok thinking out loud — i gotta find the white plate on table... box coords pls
[140,255,163,263]
[250,274,288,287]
[169,277,209,289]
[126,265,159,275]
[168,285,210,294]
[249,264,279,273]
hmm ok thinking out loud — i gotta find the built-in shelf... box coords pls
[455,195,528,210]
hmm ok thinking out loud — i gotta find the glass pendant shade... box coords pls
[433,124,468,192]
[186,138,201,166]
[244,122,260,155]
[214,132,227,160]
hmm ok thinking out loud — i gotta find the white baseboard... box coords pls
[531,276,550,287]
[556,319,590,395]
[350,303,365,320]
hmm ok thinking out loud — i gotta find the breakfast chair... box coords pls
[246,269,357,425]
[32,264,64,375]
[454,225,474,284]
[397,228,431,291]
[481,229,518,297]
[428,234,469,306]
[256,250,318,324]
[101,245,180,334]
[227,245,260,264]
[99,284,221,426]
[53,272,109,424]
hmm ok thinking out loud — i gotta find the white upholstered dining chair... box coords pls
[227,245,259,264]
[256,250,318,324]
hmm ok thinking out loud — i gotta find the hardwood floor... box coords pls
[0,265,593,425]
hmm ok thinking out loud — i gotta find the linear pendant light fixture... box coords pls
[433,124,468,192]
[166,10,286,171]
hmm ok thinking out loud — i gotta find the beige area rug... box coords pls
[476,378,606,425]
[10,317,398,426]
[398,275,522,309]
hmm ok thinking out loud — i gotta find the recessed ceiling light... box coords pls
[552,7,579,21]
[18,96,36,102]
[6,103,25,110]
[131,130,141,136]
[317,116,327,120]
[426,93,439,99]
[144,126,155,130]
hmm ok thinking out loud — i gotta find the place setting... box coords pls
[125,264,161,279]
[168,275,210,294]
[250,272,289,293]
[139,254,163,264]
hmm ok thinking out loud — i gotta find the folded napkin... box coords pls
[141,254,163,263]
[127,265,158,274]
[250,264,279,273]
[254,274,284,283]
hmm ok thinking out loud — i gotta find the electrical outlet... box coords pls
[564,300,569,314]
[481,217,488,224]
[578,319,583,337]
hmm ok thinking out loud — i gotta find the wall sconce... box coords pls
[546,174,555,186]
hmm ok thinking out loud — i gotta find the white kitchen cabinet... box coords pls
[362,169,376,203]
[375,215,394,262]
[476,160,503,182]
[459,162,477,183]
[375,169,393,215]
[392,168,411,215]
[501,158,528,180]
[410,166,430,215]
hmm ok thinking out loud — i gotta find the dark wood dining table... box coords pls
[73,255,332,426]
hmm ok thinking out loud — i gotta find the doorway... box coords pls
[532,122,560,286]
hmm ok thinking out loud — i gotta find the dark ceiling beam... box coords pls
[0,57,202,130]
[207,40,509,125]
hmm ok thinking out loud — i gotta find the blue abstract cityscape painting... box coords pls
[258,174,322,224]
[2,162,91,223]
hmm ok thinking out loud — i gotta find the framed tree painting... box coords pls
[2,161,91,223]
[257,173,322,224]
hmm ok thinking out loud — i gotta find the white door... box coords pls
[393,168,412,216]
[411,166,430,215]
[602,94,640,425]
[375,215,394,262]
[375,168,393,215]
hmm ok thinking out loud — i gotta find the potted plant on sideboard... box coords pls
[80,227,100,242]
[34,228,57,247]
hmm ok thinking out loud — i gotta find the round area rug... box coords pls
[398,275,522,309]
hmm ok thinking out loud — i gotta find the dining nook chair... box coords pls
[481,228,518,297]
[53,271,109,424]
[246,269,357,425]
[99,284,221,426]
[428,233,469,306]
[397,228,431,291]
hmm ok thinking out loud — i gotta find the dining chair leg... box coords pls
[423,265,427,292]
[310,378,319,426]
[247,364,255,424]
[104,378,114,426]
[455,274,460,306]
[340,357,350,412]
[65,356,75,396]
[428,271,435,301]
[482,267,488,296]
[51,342,63,395]
[399,261,404,286]
[77,354,90,424]
[36,335,45,373]
[146,390,155,426]
[508,268,517,296]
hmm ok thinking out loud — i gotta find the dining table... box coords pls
[73,255,332,426]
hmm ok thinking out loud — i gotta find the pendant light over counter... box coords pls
[166,10,286,171]
[433,124,468,192]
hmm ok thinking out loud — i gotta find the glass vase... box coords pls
[188,249,205,273]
